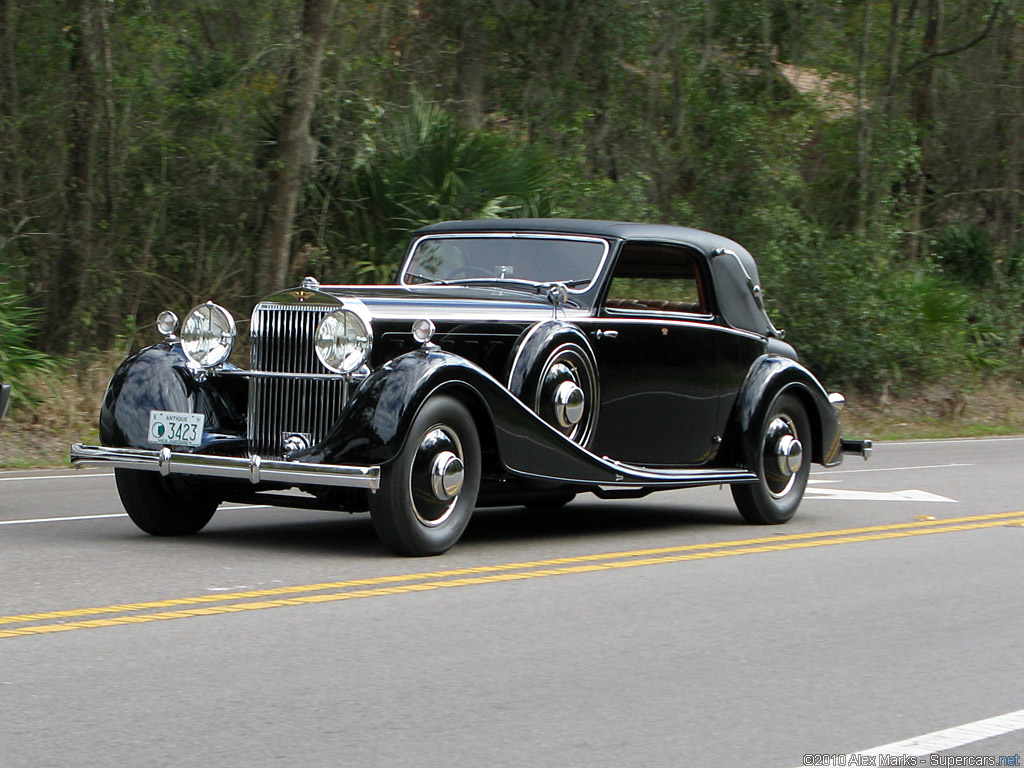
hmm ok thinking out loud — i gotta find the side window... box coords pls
[604,244,707,314]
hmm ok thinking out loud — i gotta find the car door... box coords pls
[586,242,722,467]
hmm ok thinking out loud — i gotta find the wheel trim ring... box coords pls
[408,425,464,527]
[763,414,801,499]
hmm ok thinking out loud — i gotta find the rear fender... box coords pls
[722,355,842,468]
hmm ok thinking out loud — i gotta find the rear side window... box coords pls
[604,244,707,314]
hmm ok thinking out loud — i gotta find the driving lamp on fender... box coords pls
[411,318,436,346]
[315,307,372,374]
[180,302,236,368]
[156,310,179,337]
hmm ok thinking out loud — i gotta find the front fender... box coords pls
[98,343,247,452]
[305,348,623,484]
[723,355,842,468]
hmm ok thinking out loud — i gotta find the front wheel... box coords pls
[731,393,812,525]
[369,395,481,556]
[115,468,220,535]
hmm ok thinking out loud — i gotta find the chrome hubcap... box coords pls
[430,451,464,501]
[553,380,585,428]
[774,433,803,477]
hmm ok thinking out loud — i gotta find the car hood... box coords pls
[267,283,590,322]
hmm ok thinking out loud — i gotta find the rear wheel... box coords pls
[370,395,481,556]
[115,468,219,536]
[731,393,812,525]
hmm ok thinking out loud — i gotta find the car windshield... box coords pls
[401,235,609,290]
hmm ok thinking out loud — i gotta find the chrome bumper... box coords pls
[841,438,873,460]
[70,443,380,491]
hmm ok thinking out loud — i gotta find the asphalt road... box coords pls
[2,437,1023,767]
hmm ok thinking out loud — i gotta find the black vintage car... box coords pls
[72,219,870,555]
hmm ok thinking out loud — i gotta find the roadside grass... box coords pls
[1,366,1022,470]
[0,351,117,470]
[840,380,1024,442]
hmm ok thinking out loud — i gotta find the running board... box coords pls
[590,462,758,490]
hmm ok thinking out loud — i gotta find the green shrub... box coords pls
[758,234,1018,392]
[0,282,63,412]
[317,98,555,283]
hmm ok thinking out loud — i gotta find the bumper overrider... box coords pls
[70,443,381,490]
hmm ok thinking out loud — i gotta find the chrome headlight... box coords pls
[315,306,372,374]
[180,302,236,368]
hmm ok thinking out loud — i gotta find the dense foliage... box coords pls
[1,0,1022,393]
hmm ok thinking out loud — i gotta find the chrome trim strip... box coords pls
[70,443,381,490]
[574,316,756,337]
[603,307,716,322]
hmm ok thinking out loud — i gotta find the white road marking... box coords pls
[847,707,1024,758]
[0,505,271,526]
[816,463,973,475]
[0,513,128,526]
[884,435,1024,446]
[804,487,956,502]
[0,472,114,483]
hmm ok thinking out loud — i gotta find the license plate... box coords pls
[148,410,205,448]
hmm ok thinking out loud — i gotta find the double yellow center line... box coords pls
[3,510,1022,640]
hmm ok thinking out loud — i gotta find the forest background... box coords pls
[1,0,1023,461]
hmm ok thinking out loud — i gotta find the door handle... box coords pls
[595,329,619,340]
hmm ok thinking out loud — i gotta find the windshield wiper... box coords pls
[435,277,592,310]
[440,277,591,291]
[404,272,447,285]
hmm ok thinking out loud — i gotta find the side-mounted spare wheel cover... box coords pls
[507,320,599,447]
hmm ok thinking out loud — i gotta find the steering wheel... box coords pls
[448,266,495,279]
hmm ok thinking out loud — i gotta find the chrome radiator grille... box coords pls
[250,302,333,373]
[247,303,348,459]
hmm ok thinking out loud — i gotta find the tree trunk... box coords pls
[258,0,338,296]
[96,0,116,223]
[884,0,902,108]
[1003,17,1022,252]
[906,0,942,260]
[0,0,24,210]
[456,3,485,128]
[44,0,98,352]
[855,0,872,238]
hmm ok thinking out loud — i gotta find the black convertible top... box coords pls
[416,218,739,254]
[413,219,774,337]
